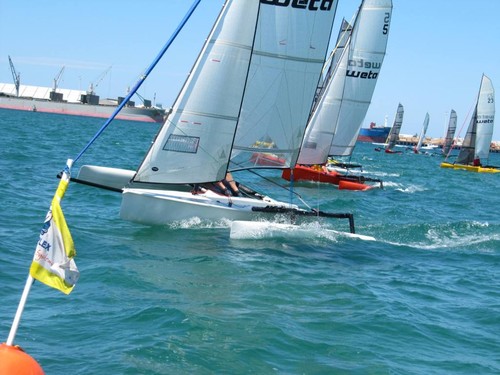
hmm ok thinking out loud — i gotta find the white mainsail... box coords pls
[297,19,351,165]
[385,103,404,150]
[329,0,392,157]
[229,0,338,171]
[456,74,495,165]
[442,109,457,155]
[134,1,259,184]
[414,112,430,153]
[298,0,392,164]
[475,75,495,160]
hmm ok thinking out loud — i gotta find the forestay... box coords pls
[229,0,338,171]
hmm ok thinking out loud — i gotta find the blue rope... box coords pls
[73,0,202,164]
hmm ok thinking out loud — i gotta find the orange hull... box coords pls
[282,165,375,191]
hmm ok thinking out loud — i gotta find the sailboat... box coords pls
[374,103,404,153]
[442,110,457,156]
[74,0,369,233]
[281,0,393,190]
[441,74,499,173]
[413,112,430,154]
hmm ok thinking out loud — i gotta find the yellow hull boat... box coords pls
[440,162,500,173]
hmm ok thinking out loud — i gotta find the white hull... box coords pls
[120,188,301,225]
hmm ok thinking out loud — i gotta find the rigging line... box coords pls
[241,168,314,211]
[72,0,202,165]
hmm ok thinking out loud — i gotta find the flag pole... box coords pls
[6,276,35,346]
[6,159,76,346]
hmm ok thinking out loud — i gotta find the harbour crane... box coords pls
[8,56,20,97]
[52,66,65,92]
[88,65,112,95]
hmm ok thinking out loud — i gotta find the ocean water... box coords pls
[0,108,499,374]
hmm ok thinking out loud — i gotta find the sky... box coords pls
[0,0,499,141]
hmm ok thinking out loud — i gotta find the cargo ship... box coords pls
[0,82,165,123]
[357,121,391,143]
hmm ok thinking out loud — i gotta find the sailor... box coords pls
[215,172,240,196]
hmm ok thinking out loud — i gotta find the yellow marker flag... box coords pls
[29,160,79,294]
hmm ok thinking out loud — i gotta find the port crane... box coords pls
[88,65,112,95]
[52,66,65,92]
[8,56,20,97]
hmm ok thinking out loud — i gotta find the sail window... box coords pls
[163,134,199,154]
[303,141,317,149]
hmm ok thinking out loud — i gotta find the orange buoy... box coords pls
[0,343,45,374]
[338,180,372,191]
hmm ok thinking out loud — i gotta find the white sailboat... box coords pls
[442,109,457,156]
[373,103,404,153]
[280,0,392,190]
[413,112,430,154]
[386,103,404,152]
[297,0,393,164]
[441,74,498,172]
[76,0,365,229]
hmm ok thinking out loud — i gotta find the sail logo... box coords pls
[260,0,335,11]
[346,58,381,79]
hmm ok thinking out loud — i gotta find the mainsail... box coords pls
[456,74,495,165]
[385,103,404,150]
[298,0,392,164]
[442,109,457,155]
[134,0,338,181]
[229,0,338,171]
[134,1,258,184]
[328,0,392,157]
[414,112,430,153]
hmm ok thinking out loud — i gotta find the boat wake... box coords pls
[383,181,427,193]
[229,220,375,241]
[168,217,234,229]
[375,221,499,252]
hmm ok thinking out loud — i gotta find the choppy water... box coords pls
[0,109,499,374]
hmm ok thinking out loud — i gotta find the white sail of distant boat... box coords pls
[413,112,429,153]
[385,103,404,151]
[442,109,457,155]
[297,0,392,165]
[76,0,359,227]
[441,74,497,172]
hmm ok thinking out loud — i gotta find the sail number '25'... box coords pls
[383,12,390,34]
